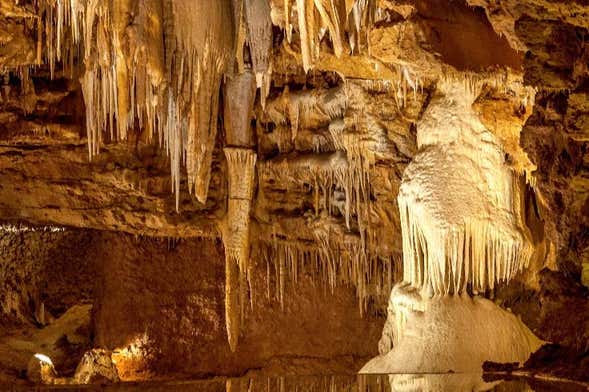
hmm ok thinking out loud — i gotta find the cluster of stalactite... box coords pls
[282,0,377,71]
[33,0,392,351]
[253,237,401,316]
[38,0,233,205]
[36,0,381,205]
[259,150,371,229]
[255,78,411,317]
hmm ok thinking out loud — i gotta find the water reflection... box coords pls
[8,373,587,392]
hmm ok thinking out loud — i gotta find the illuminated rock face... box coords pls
[362,284,542,373]
[399,78,535,296]
[362,78,542,374]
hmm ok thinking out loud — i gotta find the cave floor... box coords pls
[3,373,588,392]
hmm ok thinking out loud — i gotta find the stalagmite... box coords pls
[361,75,543,374]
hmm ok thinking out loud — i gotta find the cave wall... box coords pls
[0,229,95,327]
[92,233,381,378]
[0,227,382,379]
[0,0,588,382]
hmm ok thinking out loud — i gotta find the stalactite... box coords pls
[224,71,257,147]
[348,0,376,54]
[40,0,232,206]
[112,0,131,143]
[244,0,273,107]
[317,0,347,57]
[231,0,247,73]
[295,0,314,72]
[222,147,257,352]
[169,0,233,204]
[283,0,376,71]
[225,252,241,353]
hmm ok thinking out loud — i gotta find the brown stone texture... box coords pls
[0,0,588,384]
[0,229,382,381]
[92,233,381,378]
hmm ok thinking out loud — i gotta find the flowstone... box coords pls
[362,284,542,373]
[362,76,543,374]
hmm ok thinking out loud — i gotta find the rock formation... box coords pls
[0,0,588,386]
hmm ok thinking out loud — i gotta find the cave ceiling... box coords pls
[0,0,587,283]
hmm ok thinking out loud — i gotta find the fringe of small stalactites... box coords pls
[269,85,348,143]
[398,197,534,297]
[258,126,373,233]
[350,66,423,111]
[80,64,115,158]
[436,69,536,107]
[37,0,83,79]
[258,152,369,231]
[224,147,258,200]
[253,237,401,316]
[0,66,37,114]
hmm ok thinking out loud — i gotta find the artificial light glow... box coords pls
[34,353,54,366]
[0,224,65,233]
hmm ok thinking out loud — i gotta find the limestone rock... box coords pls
[73,349,120,384]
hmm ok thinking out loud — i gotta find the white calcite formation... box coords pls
[400,77,535,296]
[363,283,542,373]
[362,76,543,374]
